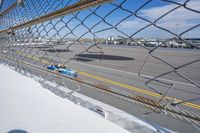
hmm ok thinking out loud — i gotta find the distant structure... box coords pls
[106,36,115,44]
[105,36,200,49]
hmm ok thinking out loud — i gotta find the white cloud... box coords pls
[120,0,200,38]
[120,19,147,29]
[140,0,200,23]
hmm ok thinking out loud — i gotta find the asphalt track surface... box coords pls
[4,44,200,132]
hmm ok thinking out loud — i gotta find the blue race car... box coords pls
[47,64,66,70]
[47,64,78,77]
[58,68,78,77]
[47,65,59,70]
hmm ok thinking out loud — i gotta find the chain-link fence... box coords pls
[0,0,200,132]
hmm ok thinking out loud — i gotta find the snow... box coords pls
[0,64,130,133]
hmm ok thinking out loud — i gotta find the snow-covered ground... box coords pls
[0,64,130,133]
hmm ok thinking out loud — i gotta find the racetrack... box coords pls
[11,44,200,111]
[4,44,200,132]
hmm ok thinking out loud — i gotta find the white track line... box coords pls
[39,54,196,87]
[73,61,196,87]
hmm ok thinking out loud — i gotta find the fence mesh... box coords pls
[0,0,200,131]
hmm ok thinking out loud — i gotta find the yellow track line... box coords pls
[79,72,200,110]
[16,52,200,110]
[79,72,161,98]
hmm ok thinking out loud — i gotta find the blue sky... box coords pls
[45,0,200,39]
[1,0,200,39]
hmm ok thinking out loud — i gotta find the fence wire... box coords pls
[0,0,200,132]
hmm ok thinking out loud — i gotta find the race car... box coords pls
[58,68,78,77]
[47,65,59,70]
[47,64,78,77]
